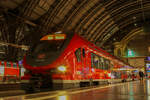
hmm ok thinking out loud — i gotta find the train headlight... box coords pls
[57,65,66,72]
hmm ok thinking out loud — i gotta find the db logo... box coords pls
[38,54,45,59]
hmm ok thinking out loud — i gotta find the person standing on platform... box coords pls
[132,73,135,81]
[139,71,144,80]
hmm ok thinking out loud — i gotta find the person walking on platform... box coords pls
[139,71,144,80]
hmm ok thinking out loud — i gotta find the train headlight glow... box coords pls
[57,66,66,72]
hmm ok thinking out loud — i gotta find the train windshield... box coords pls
[31,40,64,53]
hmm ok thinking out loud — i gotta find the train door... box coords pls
[74,48,82,79]
[81,48,90,79]
[74,48,88,79]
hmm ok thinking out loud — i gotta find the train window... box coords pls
[103,59,106,70]
[100,57,104,70]
[13,63,17,68]
[6,62,11,67]
[99,57,104,69]
[0,61,5,68]
[75,48,81,62]
[0,61,4,67]
[106,59,110,69]
[103,59,110,70]
[94,56,99,69]
[30,40,65,54]
[91,53,99,69]
[91,53,94,68]
[110,61,114,68]
[82,48,85,57]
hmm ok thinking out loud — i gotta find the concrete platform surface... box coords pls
[1,79,150,100]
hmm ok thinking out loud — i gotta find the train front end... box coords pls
[21,33,72,92]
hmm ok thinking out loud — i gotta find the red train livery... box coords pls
[22,32,133,92]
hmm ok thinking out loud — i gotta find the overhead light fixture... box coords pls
[54,31,62,34]
[0,42,7,46]
[133,16,136,20]
[0,51,5,54]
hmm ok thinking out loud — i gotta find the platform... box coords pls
[1,79,150,100]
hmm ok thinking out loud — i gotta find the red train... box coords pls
[0,61,20,82]
[21,32,133,92]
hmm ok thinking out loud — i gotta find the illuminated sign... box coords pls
[18,60,23,65]
[146,57,150,61]
[55,35,66,39]
[127,49,135,57]
[146,63,150,70]
[40,34,66,41]
[48,35,54,40]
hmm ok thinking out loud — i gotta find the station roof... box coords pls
[0,0,150,61]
